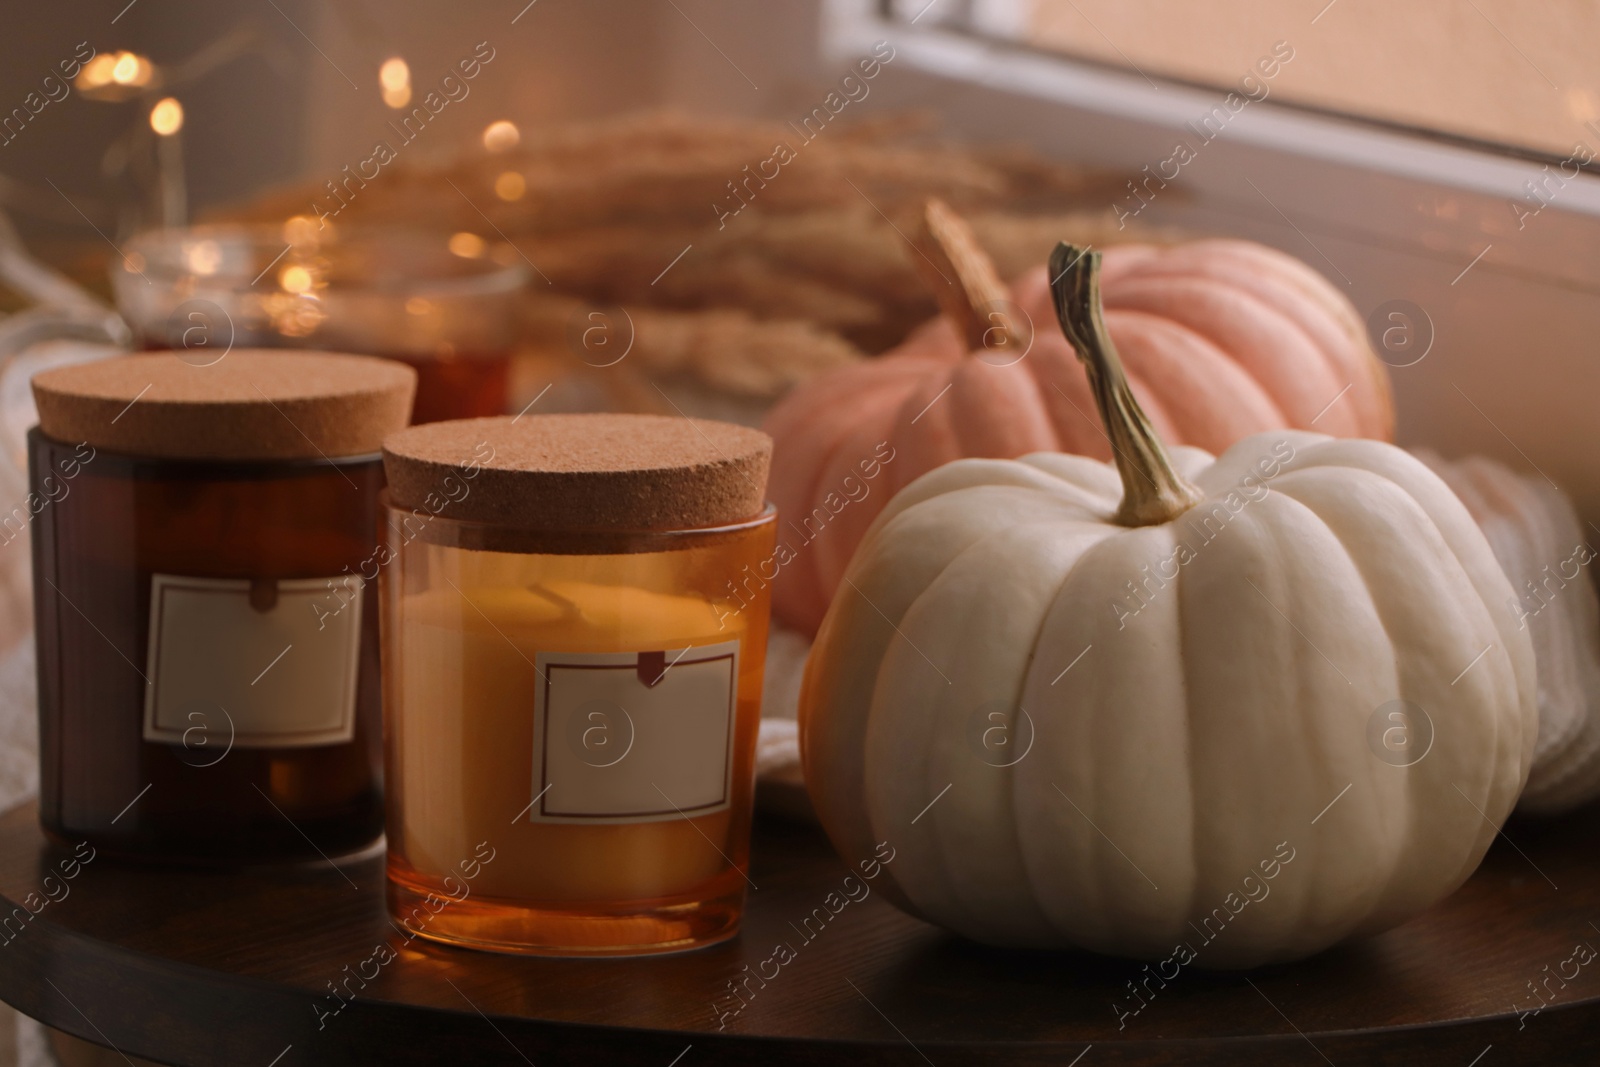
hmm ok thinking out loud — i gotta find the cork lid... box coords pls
[32,350,416,461]
[383,414,771,531]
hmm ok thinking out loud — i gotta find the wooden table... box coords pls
[0,799,1596,1065]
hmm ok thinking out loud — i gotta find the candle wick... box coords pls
[526,582,584,617]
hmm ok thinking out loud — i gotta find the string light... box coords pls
[448,232,486,259]
[149,97,184,136]
[279,265,314,294]
[75,51,154,100]
[482,120,519,153]
[380,57,411,109]
[494,171,526,201]
[282,215,323,247]
[183,240,222,276]
[379,57,409,90]
[77,55,118,89]
[112,54,143,84]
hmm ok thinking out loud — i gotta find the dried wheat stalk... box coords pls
[522,292,863,399]
[217,112,1162,396]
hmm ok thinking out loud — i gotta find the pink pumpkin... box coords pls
[765,201,1393,635]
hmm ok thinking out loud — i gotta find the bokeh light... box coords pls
[149,97,184,136]
[483,120,520,153]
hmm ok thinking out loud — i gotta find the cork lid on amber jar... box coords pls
[32,350,416,461]
[383,414,771,532]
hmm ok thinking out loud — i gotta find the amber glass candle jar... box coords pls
[31,351,414,863]
[381,414,775,956]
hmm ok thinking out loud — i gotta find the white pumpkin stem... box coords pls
[912,198,1020,355]
[1049,242,1205,527]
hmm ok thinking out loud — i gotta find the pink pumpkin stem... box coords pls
[1049,242,1205,528]
[913,197,1022,356]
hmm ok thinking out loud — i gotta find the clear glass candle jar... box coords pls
[381,414,775,956]
[111,223,528,424]
[30,351,414,863]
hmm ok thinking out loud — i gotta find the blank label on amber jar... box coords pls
[144,574,362,748]
[531,640,739,824]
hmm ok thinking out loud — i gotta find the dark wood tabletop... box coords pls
[0,798,1597,1066]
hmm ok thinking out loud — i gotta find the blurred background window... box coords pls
[887,0,1599,161]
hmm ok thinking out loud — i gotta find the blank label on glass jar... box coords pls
[530,640,739,824]
[144,574,363,748]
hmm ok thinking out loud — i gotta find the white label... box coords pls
[144,574,363,749]
[530,640,739,824]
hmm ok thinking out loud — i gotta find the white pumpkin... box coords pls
[799,244,1537,968]
[1417,451,1600,815]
